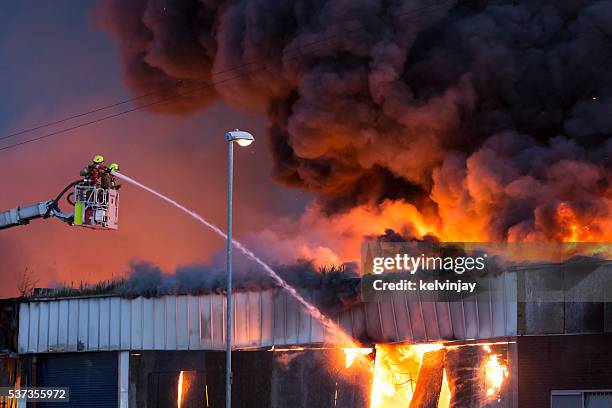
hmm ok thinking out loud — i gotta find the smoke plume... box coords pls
[98,0,612,242]
[117,259,361,313]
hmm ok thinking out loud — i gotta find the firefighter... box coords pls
[80,154,106,185]
[108,162,119,173]
[102,163,121,189]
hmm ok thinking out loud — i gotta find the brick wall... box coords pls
[518,334,612,407]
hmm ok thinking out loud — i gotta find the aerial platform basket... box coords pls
[73,183,119,230]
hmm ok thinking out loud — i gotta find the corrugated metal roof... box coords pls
[18,273,517,353]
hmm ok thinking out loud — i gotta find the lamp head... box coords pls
[225,129,254,146]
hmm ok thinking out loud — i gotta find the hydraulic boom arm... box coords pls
[0,201,73,230]
[0,179,85,231]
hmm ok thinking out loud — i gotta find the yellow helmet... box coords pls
[93,154,104,164]
[108,163,120,172]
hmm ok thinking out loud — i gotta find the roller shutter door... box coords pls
[37,352,118,407]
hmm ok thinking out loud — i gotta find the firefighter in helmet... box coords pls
[102,163,121,189]
[80,154,106,185]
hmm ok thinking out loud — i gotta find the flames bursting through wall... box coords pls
[343,343,510,408]
[98,0,612,242]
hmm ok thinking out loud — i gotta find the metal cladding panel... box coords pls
[364,302,383,341]
[109,297,121,349]
[130,297,143,349]
[272,292,285,344]
[348,305,366,342]
[142,297,154,349]
[176,296,189,350]
[38,301,49,352]
[379,301,398,340]
[152,297,165,349]
[165,296,177,349]
[99,297,111,350]
[477,290,492,339]
[67,299,78,351]
[199,295,213,349]
[48,301,59,349]
[248,292,264,346]
[490,277,507,338]
[57,300,69,350]
[462,297,479,339]
[504,272,518,336]
[421,302,440,340]
[88,298,100,350]
[391,293,412,340]
[234,293,247,346]
[187,296,200,349]
[119,298,131,349]
[18,303,29,353]
[435,301,453,339]
[297,296,312,344]
[310,310,326,344]
[407,300,427,342]
[28,302,39,352]
[339,310,353,339]
[285,294,300,344]
[19,276,518,353]
[211,294,225,348]
[260,291,274,346]
[449,301,466,339]
[77,299,88,350]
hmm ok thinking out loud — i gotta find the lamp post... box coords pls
[224,129,254,408]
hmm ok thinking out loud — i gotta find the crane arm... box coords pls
[0,180,82,230]
[0,201,69,230]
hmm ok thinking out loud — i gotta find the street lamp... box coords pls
[224,129,254,408]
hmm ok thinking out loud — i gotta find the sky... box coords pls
[3,0,611,297]
[0,1,310,297]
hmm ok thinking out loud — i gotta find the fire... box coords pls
[369,343,446,408]
[343,347,373,368]
[256,196,612,274]
[369,348,397,408]
[256,200,442,268]
[358,343,510,408]
[482,345,509,401]
[439,369,451,408]
[176,370,196,407]
[177,371,184,408]
[556,202,597,242]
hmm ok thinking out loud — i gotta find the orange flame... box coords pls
[556,202,597,242]
[439,369,451,408]
[359,343,510,408]
[369,343,446,408]
[482,346,509,401]
[177,371,184,408]
[343,348,373,368]
[556,203,594,242]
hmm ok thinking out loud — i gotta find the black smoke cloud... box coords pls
[98,0,612,240]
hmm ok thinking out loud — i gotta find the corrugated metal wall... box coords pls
[18,274,517,353]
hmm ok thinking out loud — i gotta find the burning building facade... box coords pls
[4,259,612,407]
[25,0,610,403]
[0,0,610,406]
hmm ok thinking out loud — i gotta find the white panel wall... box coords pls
[18,274,518,353]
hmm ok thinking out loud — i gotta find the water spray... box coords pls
[111,171,359,348]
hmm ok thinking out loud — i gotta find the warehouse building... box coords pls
[2,259,612,407]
